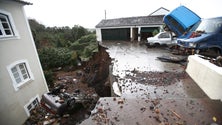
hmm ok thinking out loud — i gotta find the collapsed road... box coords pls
[24,41,222,125]
[81,41,222,125]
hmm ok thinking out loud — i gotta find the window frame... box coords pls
[7,60,34,91]
[0,9,19,40]
[24,95,40,116]
[158,32,170,38]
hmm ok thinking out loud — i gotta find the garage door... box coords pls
[101,28,130,41]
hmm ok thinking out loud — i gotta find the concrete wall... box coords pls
[0,1,48,125]
[96,28,102,42]
[186,55,222,100]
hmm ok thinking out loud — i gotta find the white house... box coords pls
[96,7,169,42]
[0,0,49,125]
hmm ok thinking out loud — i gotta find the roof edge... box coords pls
[148,7,169,16]
[9,0,33,5]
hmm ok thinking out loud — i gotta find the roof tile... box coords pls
[96,15,164,28]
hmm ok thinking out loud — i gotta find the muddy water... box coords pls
[101,41,207,99]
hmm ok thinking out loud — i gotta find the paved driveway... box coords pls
[101,41,183,74]
[81,41,222,125]
[100,41,205,99]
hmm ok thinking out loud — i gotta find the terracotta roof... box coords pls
[9,0,32,5]
[96,15,164,28]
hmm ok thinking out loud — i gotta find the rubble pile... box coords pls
[126,71,187,86]
[211,56,222,67]
[23,45,112,125]
[199,55,222,67]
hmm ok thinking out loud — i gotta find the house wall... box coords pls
[0,1,48,125]
[96,25,162,42]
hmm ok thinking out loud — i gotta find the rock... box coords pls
[150,105,155,110]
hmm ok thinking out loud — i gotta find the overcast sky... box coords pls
[24,0,222,28]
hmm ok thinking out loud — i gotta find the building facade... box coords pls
[0,0,48,124]
[96,7,169,42]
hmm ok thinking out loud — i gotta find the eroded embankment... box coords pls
[24,45,112,125]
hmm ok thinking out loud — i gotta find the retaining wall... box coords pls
[186,55,222,100]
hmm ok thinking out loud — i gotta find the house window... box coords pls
[11,63,30,84]
[7,60,34,91]
[24,96,40,116]
[159,32,170,38]
[0,10,18,39]
[0,13,14,38]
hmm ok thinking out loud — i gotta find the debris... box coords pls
[113,116,120,122]
[153,115,161,123]
[170,110,181,119]
[113,97,116,101]
[200,55,222,67]
[151,99,160,106]
[41,88,94,116]
[125,71,187,86]
[213,116,217,122]
[113,82,122,96]
[43,118,56,125]
[140,107,146,112]
[155,108,160,114]
[117,99,124,104]
[215,56,222,67]
[63,114,70,118]
[157,55,187,63]
[149,105,155,110]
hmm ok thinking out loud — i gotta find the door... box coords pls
[158,32,171,44]
[101,28,130,41]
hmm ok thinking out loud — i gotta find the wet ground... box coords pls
[25,41,222,125]
[102,41,184,73]
[100,41,206,99]
[81,41,222,125]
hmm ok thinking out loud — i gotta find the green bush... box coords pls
[76,34,96,43]
[44,70,54,88]
[70,51,78,65]
[69,34,98,60]
[39,47,72,69]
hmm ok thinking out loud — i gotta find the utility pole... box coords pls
[105,10,106,20]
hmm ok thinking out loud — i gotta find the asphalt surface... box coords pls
[81,41,222,125]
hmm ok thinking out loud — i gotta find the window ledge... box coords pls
[0,36,20,41]
[15,78,34,91]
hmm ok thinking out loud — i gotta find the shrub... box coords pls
[44,70,54,88]
[39,47,72,69]
[69,34,98,60]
